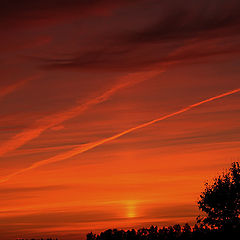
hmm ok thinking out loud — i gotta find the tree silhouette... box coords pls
[85,162,240,240]
[198,162,240,229]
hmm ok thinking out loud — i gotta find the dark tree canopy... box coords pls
[198,162,240,229]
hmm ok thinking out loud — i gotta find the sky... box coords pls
[1,0,240,239]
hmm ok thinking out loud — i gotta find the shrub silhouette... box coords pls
[198,162,240,230]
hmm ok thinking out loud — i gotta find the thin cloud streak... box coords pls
[0,0,141,29]
[0,70,161,157]
[0,76,37,99]
[1,87,239,183]
[43,0,240,72]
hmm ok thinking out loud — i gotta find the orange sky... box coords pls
[1,1,240,239]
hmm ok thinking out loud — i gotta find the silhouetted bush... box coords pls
[198,162,240,230]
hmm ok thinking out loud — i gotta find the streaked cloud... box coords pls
[1,87,239,183]
[0,76,37,99]
[0,70,161,157]
[43,0,240,72]
[0,0,142,29]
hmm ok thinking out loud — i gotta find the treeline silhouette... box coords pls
[16,163,240,240]
[16,238,58,240]
[87,162,240,240]
[87,224,240,240]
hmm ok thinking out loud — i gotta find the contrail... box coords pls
[0,75,37,99]
[0,70,161,157]
[1,87,239,183]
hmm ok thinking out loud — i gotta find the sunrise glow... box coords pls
[0,1,240,240]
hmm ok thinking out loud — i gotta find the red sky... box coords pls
[1,1,240,239]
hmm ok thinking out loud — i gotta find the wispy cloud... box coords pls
[1,87,239,183]
[0,76,37,99]
[125,0,240,44]
[0,70,161,157]
[42,0,240,72]
[0,0,141,29]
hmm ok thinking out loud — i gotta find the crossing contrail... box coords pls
[1,87,239,183]
[0,75,38,99]
[0,70,161,157]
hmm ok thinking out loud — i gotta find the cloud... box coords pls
[0,207,126,240]
[0,203,197,230]
[0,35,52,54]
[42,0,240,72]
[1,87,239,183]
[0,185,67,195]
[125,0,240,44]
[51,125,65,131]
[141,203,199,220]
[0,185,68,202]
[0,70,161,157]
[0,209,120,224]
[0,0,141,29]
[43,39,240,72]
[0,75,38,99]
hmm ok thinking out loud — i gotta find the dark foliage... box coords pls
[86,224,240,240]
[198,162,240,230]
[87,162,240,240]
[16,238,58,240]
